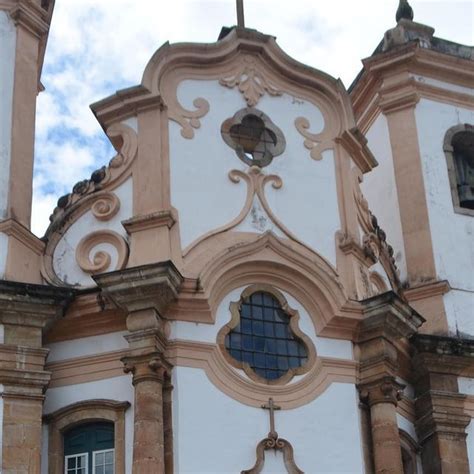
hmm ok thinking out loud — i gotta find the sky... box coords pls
[32,0,474,236]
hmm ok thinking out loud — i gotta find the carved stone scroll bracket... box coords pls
[168,97,210,139]
[242,437,304,474]
[91,192,120,221]
[220,56,282,107]
[294,117,333,161]
[76,230,129,275]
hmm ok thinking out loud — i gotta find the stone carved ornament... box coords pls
[220,56,283,107]
[42,124,135,285]
[352,168,401,291]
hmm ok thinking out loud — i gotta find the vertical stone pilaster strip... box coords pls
[163,378,174,474]
[2,391,44,474]
[360,378,405,474]
[123,355,169,474]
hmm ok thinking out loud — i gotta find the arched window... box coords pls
[444,124,474,215]
[64,422,114,474]
[218,285,315,384]
[44,399,129,474]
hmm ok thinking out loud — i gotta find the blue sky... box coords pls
[32,0,474,235]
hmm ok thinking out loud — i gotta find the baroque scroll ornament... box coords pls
[220,56,282,107]
[294,117,333,161]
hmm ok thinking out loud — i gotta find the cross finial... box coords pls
[262,397,281,440]
[236,0,245,28]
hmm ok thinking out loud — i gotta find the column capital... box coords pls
[121,352,171,385]
[359,376,405,407]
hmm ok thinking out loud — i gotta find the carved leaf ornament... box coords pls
[220,56,282,107]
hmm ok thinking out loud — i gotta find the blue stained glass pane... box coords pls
[254,337,265,351]
[241,318,252,334]
[266,354,277,369]
[241,304,251,318]
[277,357,289,370]
[252,306,263,319]
[242,335,253,350]
[253,321,264,336]
[254,353,265,368]
[275,323,287,338]
[288,340,299,356]
[250,293,263,304]
[264,322,274,337]
[265,338,275,353]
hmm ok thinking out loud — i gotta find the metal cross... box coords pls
[262,397,281,440]
[236,0,245,28]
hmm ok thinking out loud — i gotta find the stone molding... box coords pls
[8,0,49,38]
[121,351,171,385]
[0,218,45,255]
[0,280,75,345]
[122,210,176,234]
[359,376,405,407]
[44,399,130,474]
[93,261,183,317]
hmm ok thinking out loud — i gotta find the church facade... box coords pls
[0,1,473,473]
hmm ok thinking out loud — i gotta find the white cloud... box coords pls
[32,0,473,236]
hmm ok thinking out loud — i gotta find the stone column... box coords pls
[0,281,74,474]
[360,377,405,474]
[413,335,472,474]
[122,352,170,474]
[357,292,424,474]
[94,262,183,474]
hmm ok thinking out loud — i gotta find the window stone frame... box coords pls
[217,284,316,385]
[443,123,474,217]
[43,399,130,474]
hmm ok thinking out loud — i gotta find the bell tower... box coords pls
[0,0,54,282]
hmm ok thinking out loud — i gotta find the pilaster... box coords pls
[94,261,183,474]
[357,291,424,474]
[0,280,74,474]
[412,334,473,474]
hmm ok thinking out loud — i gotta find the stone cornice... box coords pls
[402,280,450,302]
[335,127,378,173]
[0,280,75,328]
[0,218,45,255]
[93,261,183,316]
[351,43,474,131]
[413,334,474,359]
[9,0,49,38]
[358,291,425,342]
[90,85,165,131]
[122,210,176,234]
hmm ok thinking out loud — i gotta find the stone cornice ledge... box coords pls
[0,218,45,255]
[9,0,49,38]
[0,280,75,328]
[93,261,183,316]
[413,334,474,357]
[358,291,425,341]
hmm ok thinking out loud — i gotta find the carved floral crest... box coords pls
[219,56,282,107]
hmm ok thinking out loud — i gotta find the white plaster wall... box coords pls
[169,79,340,266]
[0,11,16,220]
[467,420,474,472]
[169,285,354,360]
[45,331,128,363]
[52,177,133,287]
[459,377,474,395]
[43,376,134,474]
[415,99,474,336]
[363,114,407,282]
[172,367,364,473]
